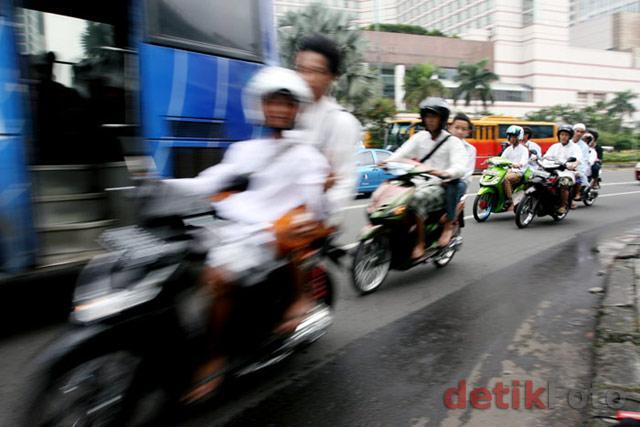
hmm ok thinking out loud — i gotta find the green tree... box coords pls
[363,98,396,147]
[452,59,499,108]
[81,22,114,59]
[364,23,449,37]
[278,3,377,116]
[607,90,638,120]
[403,64,445,110]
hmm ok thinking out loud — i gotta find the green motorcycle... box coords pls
[350,162,465,295]
[472,157,533,222]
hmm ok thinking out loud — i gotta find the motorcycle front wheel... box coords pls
[24,349,166,427]
[472,193,494,222]
[515,195,537,229]
[351,234,392,295]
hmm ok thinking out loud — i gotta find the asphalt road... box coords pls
[1,169,639,427]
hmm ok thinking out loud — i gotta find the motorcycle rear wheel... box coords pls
[583,189,596,207]
[515,195,537,229]
[351,234,392,295]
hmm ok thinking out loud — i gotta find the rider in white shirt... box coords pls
[522,127,542,170]
[165,67,330,402]
[448,112,477,187]
[294,34,361,224]
[571,123,590,201]
[386,98,468,255]
[500,125,529,209]
[545,125,581,214]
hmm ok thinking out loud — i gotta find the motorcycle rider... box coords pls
[571,123,590,203]
[500,125,529,210]
[164,67,331,402]
[522,126,542,169]
[545,125,581,214]
[385,97,468,256]
[588,128,603,189]
[294,34,361,223]
[449,112,477,187]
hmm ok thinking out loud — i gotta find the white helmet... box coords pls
[242,66,313,125]
[505,125,524,141]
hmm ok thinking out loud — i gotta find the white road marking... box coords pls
[340,188,640,251]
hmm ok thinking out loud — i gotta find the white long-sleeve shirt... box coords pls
[299,96,361,218]
[545,141,581,164]
[387,130,469,179]
[165,137,330,224]
[501,144,530,172]
[462,141,477,185]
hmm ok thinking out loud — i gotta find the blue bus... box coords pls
[0,0,276,274]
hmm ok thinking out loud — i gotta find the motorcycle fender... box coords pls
[358,224,384,241]
[32,313,176,372]
[477,186,496,196]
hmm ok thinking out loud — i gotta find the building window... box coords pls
[577,92,589,104]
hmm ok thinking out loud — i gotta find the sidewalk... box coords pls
[589,227,640,426]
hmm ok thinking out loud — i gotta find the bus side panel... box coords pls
[0,10,37,272]
[138,43,260,177]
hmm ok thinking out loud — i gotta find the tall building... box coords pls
[396,0,494,37]
[569,0,640,50]
[570,0,640,23]
[273,0,360,22]
[14,8,46,55]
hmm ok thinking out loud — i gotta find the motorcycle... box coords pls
[472,157,533,222]
[515,157,577,229]
[23,189,343,427]
[350,162,464,295]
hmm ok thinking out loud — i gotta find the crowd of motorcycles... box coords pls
[22,146,599,427]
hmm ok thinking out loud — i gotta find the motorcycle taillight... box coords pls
[308,267,328,301]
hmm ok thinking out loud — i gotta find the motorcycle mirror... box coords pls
[567,157,577,163]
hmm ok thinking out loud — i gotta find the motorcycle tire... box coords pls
[23,347,166,427]
[472,193,494,222]
[351,234,392,295]
[515,195,537,229]
[583,189,596,207]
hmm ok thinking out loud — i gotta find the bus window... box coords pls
[16,3,133,165]
[499,124,555,139]
[146,0,262,62]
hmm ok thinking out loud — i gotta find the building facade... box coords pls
[14,8,46,55]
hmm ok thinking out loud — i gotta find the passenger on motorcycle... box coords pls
[571,123,590,203]
[587,128,602,189]
[545,125,581,214]
[384,97,468,257]
[165,66,331,402]
[522,126,542,169]
[449,112,477,187]
[500,125,530,210]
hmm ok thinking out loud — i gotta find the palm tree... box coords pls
[607,91,637,120]
[81,22,114,59]
[402,64,445,110]
[278,3,377,116]
[452,59,498,108]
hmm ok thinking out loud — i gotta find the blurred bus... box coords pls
[383,115,557,169]
[468,116,557,168]
[0,0,275,273]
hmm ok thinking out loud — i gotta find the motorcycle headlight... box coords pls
[72,264,179,323]
[482,177,500,186]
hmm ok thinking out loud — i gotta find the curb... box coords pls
[589,229,640,426]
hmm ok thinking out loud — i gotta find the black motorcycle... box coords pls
[23,190,342,427]
[515,157,578,228]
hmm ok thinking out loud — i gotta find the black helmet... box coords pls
[587,128,599,142]
[419,97,450,130]
[557,125,574,139]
